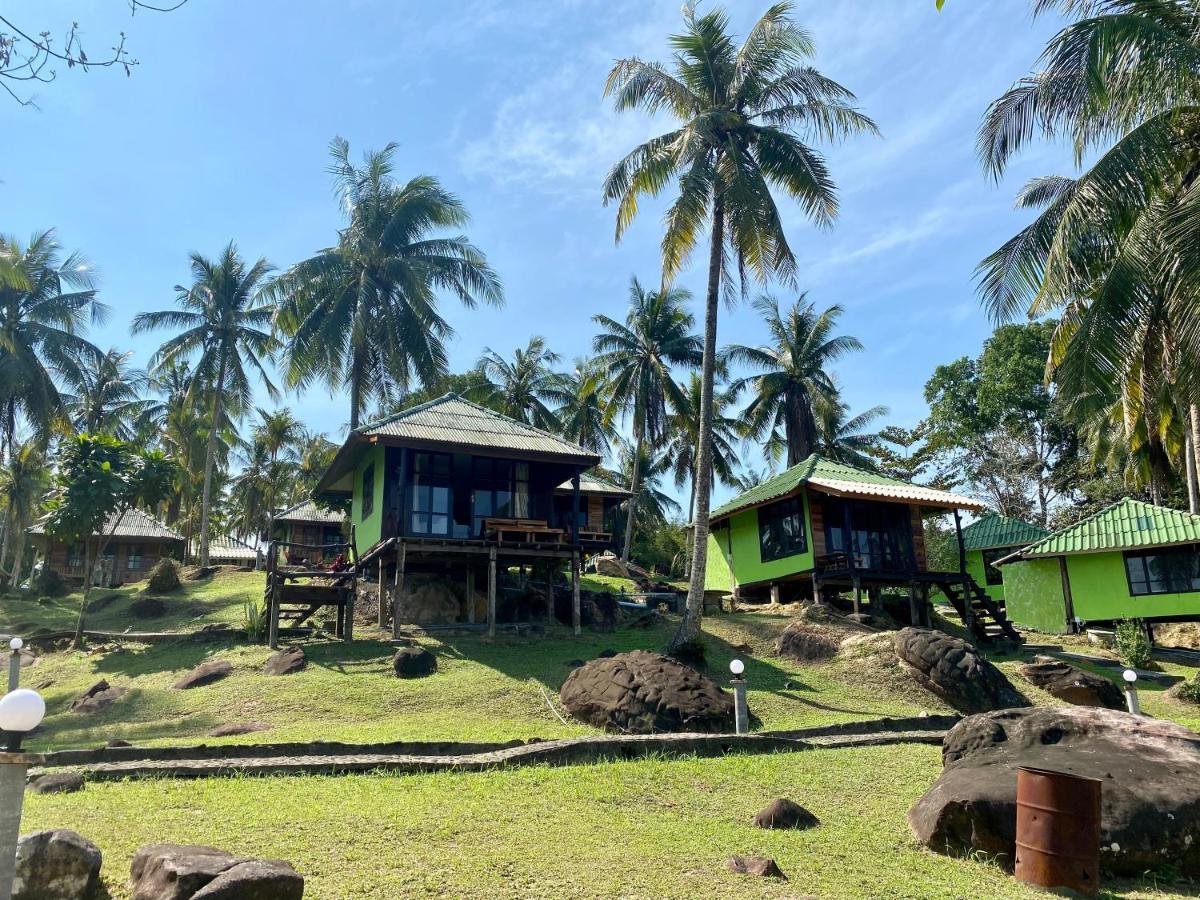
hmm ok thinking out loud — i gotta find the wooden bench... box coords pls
[577,530,613,543]
[483,517,566,544]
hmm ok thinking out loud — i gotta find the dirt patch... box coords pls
[1154,621,1200,650]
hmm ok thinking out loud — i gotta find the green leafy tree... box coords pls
[593,278,701,562]
[604,1,876,638]
[0,229,103,458]
[274,138,503,430]
[132,243,278,567]
[875,422,939,485]
[64,348,152,440]
[43,434,177,645]
[466,336,569,430]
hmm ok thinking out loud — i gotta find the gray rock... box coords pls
[892,627,1028,714]
[27,773,84,795]
[263,646,306,676]
[726,855,786,879]
[775,622,841,662]
[752,798,819,830]
[190,859,304,899]
[130,844,240,900]
[392,646,437,678]
[69,679,128,714]
[208,722,269,738]
[14,829,102,900]
[908,706,1200,875]
[1018,657,1125,709]
[172,660,233,690]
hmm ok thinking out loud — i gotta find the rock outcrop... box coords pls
[1018,657,1125,709]
[130,843,302,900]
[392,646,437,678]
[172,660,233,690]
[14,830,102,900]
[892,628,1027,714]
[263,646,306,676]
[752,798,819,830]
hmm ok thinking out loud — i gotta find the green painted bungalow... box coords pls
[702,455,1020,641]
[960,512,1049,605]
[998,497,1200,634]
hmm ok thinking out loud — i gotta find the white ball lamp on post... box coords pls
[1122,669,1141,716]
[729,658,748,735]
[6,638,22,693]
[0,687,46,900]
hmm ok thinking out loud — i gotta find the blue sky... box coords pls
[3,1,1075,508]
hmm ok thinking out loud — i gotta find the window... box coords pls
[1124,545,1200,596]
[322,526,344,546]
[823,499,915,571]
[67,542,86,567]
[981,548,1007,586]
[126,544,144,571]
[408,452,452,536]
[361,463,375,520]
[758,497,807,562]
[472,457,530,536]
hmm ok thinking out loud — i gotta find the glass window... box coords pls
[472,457,530,536]
[981,548,1007,586]
[67,542,86,567]
[1124,545,1200,596]
[823,499,914,571]
[127,544,143,571]
[409,452,452,536]
[759,497,807,562]
[361,463,374,519]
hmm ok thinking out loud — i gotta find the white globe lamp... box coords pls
[0,689,45,751]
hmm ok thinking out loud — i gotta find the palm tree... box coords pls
[593,278,701,562]
[64,348,152,440]
[0,229,103,458]
[251,406,303,537]
[604,2,876,636]
[613,438,681,531]
[274,138,503,429]
[132,243,278,567]
[664,372,744,524]
[296,429,339,496]
[0,440,49,587]
[726,295,864,466]
[466,336,569,430]
[815,397,888,469]
[555,359,617,457]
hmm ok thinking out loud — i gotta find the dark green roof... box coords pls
[1020,497,1200,557]
[709,454,983,522]
[961,512,1049,552]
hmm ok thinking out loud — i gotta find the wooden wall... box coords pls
[43,538,178,586]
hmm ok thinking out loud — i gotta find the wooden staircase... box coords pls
[265,532,359,648]
[937,575,1022,645]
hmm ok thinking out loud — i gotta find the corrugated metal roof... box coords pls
[187,534,258,561]
[555,472,631,497]
[961,512,1049,551]
[274,500,347,525]
[356,394,600,463]
[29,507,183,541]
[1019,497,1200,557]
[709,454,984,522]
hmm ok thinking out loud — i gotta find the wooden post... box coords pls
[953,509,967,574]
[467,565,476,625]
[852,579,862,615]
[377,559,386,628]
[769,583,780,606]
[266,540,279,650]
[487,546,497,639]
[392,542,406,641]
[343,585,354,642]
[908,581,920,627]
[571,550,581,636]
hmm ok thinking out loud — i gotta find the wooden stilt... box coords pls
[343,586,354,642]
[852,580,862,615]
[571,550,581,636]
[377,559,386,628]
[392,542,406,641]
[908,581,920,626]
[488,546,498,639]
[467,566,476,625]
[769,584,780,606]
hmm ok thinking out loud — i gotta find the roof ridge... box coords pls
[353,392,459,434]
[441,393,594,454]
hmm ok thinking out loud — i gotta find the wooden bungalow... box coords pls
[309,393,617,638]
[29,507,184,588]
[960,512,1048,606]
[703,454,1021,643]
[271,500,347,565]
[187,533,259,568]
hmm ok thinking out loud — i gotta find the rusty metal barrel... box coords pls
[1015,766,1102,896]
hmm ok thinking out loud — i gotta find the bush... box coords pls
[146,558,182,593]
[243,600,268,644]
[1115,618,1153,669]
[1177,673,1200,704]
[30,566,68,598]
[668,637,707,667]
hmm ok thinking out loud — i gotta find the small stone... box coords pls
[105,739,133,748]
[13,830,102,900]
[752,798,819,830]
[263,646,306,676]
[392,646,437,678]
[27,773,85,795]
[190,858,304,899]
[564,659,584,669]
[69,679,127,714]
[173,660,233,690]
[597,648,618,658]
[727,855,786,879]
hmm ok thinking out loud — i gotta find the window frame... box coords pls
[67,541,86,568]
[758,496,808,563]
[407,452,453,536]
[361,463,375,520]
[126,544,144,571]
[981,547,1007,586]
[1123,544,1200,597]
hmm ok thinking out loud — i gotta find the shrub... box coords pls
[1177,673,1200,705]
[146,558,182,593]
[243,600,268,644]
[1115,618,1153,669]
[30,566,68,598]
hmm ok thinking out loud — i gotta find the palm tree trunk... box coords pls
[0,510,11,580]
[8,523,25,588]
[620,429,645,564]
[681,195,724,644]
[199,353,229,568]
[1189,405,1200,514]
[349,343,365,431]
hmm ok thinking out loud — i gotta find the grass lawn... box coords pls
[7,570,1200,897]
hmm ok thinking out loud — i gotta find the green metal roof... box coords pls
[709,454,983,522]
[1020,497,1200,557]
[961,512,1049,551]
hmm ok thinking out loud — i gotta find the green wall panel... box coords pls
[1066,551,1200,622]
[965,549,1004,603]
[1004,558,1069,634]
[705,528,736,593]
[718,491,815,588]
[351,443,386,555]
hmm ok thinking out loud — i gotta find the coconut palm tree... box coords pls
[296,429,339,496]
[64,348,152,440]
[604,2,876,636]
[0,229,103,458]
[0,440,50,587]
[466,336,569,430]
[815,397,889,470]
[555,359,617,458]
[593,278,701,562]
[273,138,503,430]
[613,438,681,531]
[725,295,864,467]
[132,243,278,567]
[664,372,744,524]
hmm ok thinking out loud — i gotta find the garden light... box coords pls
[1122,669,1141,715]
[729,659,748,735]
[729,658,745,676]
[0,687,44,900]
[0,690,45,750]
[5,639,20,693]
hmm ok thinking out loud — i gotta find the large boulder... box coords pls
[892,628,1027,714]
[1018,657,1125,710]
[14,830,102,900]
[392,646,437,678]
[69,679,128,714]
[592,555,629,579]
[173,660,233,690]
[559,650,734,733]
[752,798,819,831]
[908,707,1200,875]
[775,622,841,662]
[263,647,305,676]
[130,844,303,900]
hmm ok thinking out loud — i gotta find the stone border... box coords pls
[30,715,957,782]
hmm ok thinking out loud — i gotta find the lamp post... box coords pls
[0,688,46,900]
[1122,669,1141,715]
[7,639,22,693]
[729,659,748,735]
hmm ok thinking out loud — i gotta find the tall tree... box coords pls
[0,440,49,587]
[467,336,568,430]
[132,243,278,566]
[65,348,152,440]
[815,397,888,469]
[604,2,876,638]
[556,360,617,457]
[274,138,503,430]
[664,372,743,524]
[0,229,103,458]
[726,295,864,466]
[593,278,701,562]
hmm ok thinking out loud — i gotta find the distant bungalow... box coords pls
[29,507,184,588]
[960,512,1049,605]
[270,500,347,565]
[187,533,259,568]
